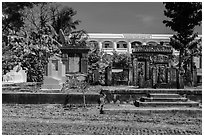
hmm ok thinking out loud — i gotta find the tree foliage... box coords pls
[87,47,132,85]
[163,2,202,67]
[163,2,202,87]
[2,2,86,82]
[2,26,61,82]
[50,5,81,35]
[2,2,33,33]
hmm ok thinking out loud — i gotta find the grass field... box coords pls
[2,104,202,135]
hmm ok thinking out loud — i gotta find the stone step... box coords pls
[140,97,188,102]
[2,87,21,91]
[103,104,202,115]
[138,101,199,107]
[148,93,181,98]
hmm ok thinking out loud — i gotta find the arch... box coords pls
[146,41,158,46]
[102,41,114,48]
[131,41,142,48]
[88,40,99,50]
[117,41,128,48]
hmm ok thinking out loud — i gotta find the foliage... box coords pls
[2,2,86,82]
[112,51,131,68]
[2,2,34,33]
[163,2,202,68]
[87,48,132,85]
[22,2,88,47]
[61,74,88,107]
[2,26,61,82]
[163,2,202,87]
[50,5,81,35]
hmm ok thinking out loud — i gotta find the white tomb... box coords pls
[41,55,66,90]
[3,64,27,83]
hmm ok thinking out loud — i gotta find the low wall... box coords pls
[102,88,202,103]
[2,92,100,104]
[2,88,202,104]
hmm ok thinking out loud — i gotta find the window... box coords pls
[117,41,127,48]
[102,41,113,48]
[123,44,127,48]
[105,43,110,48]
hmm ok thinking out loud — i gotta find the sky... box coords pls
[61,2,202,34]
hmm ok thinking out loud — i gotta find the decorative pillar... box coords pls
[152,66,157,87]
[48,59,52,76]
[128,66,133,85]
[133,58,138,86]
[146,61,150,80]
[81,53,88,73]
[62,54,69,74]
[57,59,63,79]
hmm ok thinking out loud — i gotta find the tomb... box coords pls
[42,29,90,90]
[3,64,27,83]
[41,55,66,90]
[132,44,174,88]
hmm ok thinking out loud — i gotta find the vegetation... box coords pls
[88,47,131,85]
[2,2,86,82]
[163,2,202,87]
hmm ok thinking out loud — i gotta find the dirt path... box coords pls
[2,104,202,135]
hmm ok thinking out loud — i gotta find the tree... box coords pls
[2,2,86,82]
[163,2,202,88]
[22,2,53,32]
[50,5,81,35]
[2,2,33,33]
[2,25,61,82]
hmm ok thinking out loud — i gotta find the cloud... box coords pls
[135,14,155,24]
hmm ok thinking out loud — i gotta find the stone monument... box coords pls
[3,63,27,83]
[41,55,66,90]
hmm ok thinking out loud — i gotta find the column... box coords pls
[62,54,69,74]
[98,41,102,51]
[128,42,132,54]
[133,58,138,86]
[113,41,117,51]
[81,53,88,73]
[48,59,52,77]
[146,61,149,80]
[58,59,63,79]
[128,66,133,85]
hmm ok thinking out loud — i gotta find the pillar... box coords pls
[128,66,133,85]
[81,53,88,73]
[113,41,117,51]
[128,42,132,54]
[133,58,138,86]
[48,59,52,76]
[152,66,157,87]
[62,54,69,74]
[99,41,102,51]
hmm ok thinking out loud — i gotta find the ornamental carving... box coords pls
[132,45,172,54]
